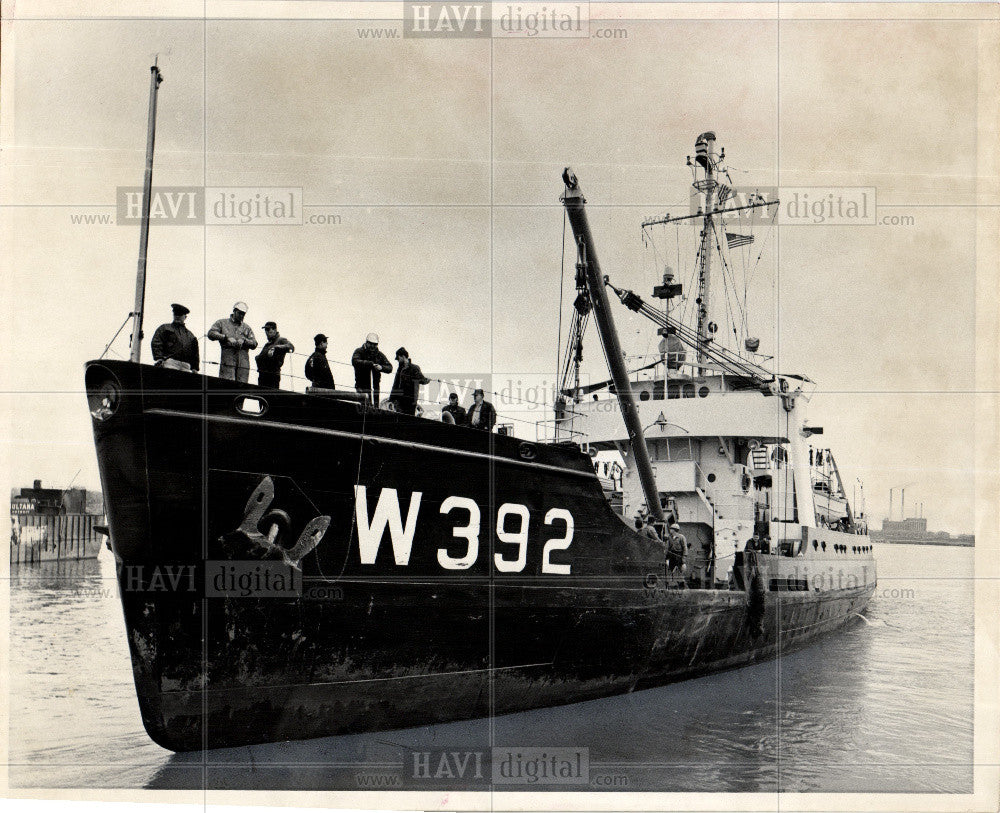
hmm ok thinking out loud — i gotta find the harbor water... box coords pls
[8,542,973,793]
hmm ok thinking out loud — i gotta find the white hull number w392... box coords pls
[354,486,574,574]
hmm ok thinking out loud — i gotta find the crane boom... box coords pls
[560,168,665,524]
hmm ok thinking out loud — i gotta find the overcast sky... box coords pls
[1,2,995,534]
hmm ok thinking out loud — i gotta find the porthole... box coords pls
[698,386,710,398]
[639,390,651,401]
[235,396,268,416]
[707,473,716,483]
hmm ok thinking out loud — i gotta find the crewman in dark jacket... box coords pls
[255,321,295,388]
[151,303,200,371]
[352,332,392,404]
[388,347,431,415]
[304,334,335,389]
[442,393,466,424]
[465,388,496,431]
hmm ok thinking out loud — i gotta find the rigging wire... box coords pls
[605,280,773,382]
[709,220,748,351]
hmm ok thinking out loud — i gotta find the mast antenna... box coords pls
[693,131,718,375]
[129,61,164,363]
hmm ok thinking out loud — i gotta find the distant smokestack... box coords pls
[33,479,42,490]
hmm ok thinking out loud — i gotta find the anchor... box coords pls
[231,476,330,569]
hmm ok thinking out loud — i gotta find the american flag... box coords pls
[726,232,754,249]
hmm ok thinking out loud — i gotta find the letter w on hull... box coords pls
[354,486,423,565]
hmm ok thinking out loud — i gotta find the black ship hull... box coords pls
[85,360,874,752]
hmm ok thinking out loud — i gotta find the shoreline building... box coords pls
[10,480,106,564]
[871,516,974,547]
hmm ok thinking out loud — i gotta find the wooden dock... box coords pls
[9,513,105,564]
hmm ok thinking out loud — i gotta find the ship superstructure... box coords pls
[547,133,873,591]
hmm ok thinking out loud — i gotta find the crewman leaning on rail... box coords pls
[207,301,257,382]
[150,303,199,372]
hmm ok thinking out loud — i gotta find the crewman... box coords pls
[388,347,431,416]
[686,526,711,588]
[640,516,660,542]
[442,393,467,424]
[207,301,257,382]
[465,388,497,431]
[666,522,686,576]
[304,333,335,389]
[150,303,199,371]
[352,332,392,404]
[255,321,295,388]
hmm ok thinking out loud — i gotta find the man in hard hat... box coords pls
[207,301,258,382]
[151,303,199,372]
[304,333,335,389]
[255,321,295,388]
[351,332,392,405]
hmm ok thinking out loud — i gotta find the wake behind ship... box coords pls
[86,77,876,753]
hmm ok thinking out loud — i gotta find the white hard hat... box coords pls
[366,332,379,343]
[233,301,248,313]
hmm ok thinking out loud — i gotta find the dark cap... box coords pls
[171,303,190,315]
[263,321,277,330]
[448,392,459,401]
[314,333,328,344]
[473,388,485,397]
[395,346,409,359]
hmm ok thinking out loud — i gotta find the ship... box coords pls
[85,67,876,752]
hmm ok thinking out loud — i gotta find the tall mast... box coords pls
[693,131,717,375]
[129,62,164,363]
[561,168,665,524]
